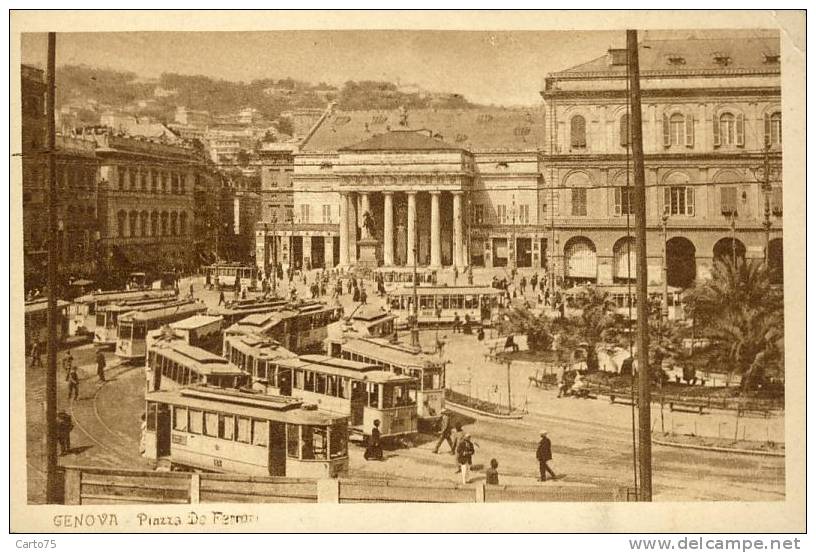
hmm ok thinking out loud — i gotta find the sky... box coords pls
[20,30,631,106]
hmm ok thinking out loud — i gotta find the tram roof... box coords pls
[75,289,176,304]
[225,333,297,359]
[25,299,70,313]
[349,305,394,322]
[388,285,503,296]
[146,387,345,425]
[282,355,417,384]
[340,338,441,370]
[151,341,244,374]
[562,284,683,295]
[103,297,185,312]
[120,301,206,322]
[170,315,223,330]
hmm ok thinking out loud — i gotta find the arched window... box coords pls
[619,113,630,147]
[662,112,695,147]
[663,172,695,216]
[714,111,744,147]
[170,212,178,236]
[140,211,149,237]
[565,173,591,217]
[150,211,159,237]
[161,212,169,236]
[128,211,138,238]
[117,210,127,237]
[570,115,587,148]
[669,114,684,145]
[765,112,782,146]
[180,212,188,236]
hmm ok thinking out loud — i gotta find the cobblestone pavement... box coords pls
[25,268,785,502]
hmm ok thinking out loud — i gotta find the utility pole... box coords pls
[511,195,517,271]
[627,29,652,502]
[410,211,420,349]
[44,32,60,504]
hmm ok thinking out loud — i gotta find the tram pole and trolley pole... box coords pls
[627,29,653,502]
[44,32,60,504]
[410,213,420,349]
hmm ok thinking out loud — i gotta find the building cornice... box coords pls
[541,86,780,101]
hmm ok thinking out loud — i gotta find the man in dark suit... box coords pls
[536,431,557,482]
[433,412,454,454]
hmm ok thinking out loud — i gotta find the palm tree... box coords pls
[684,259,783,391]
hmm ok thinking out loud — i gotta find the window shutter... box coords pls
[713,115,721,147]
[736,114,745,147]
[662,113,671,147]
[720,187,736,215]
[614,188,622,216]
[685,115,694,147]
[620,115,629,147]
[686,187,695,216]
[772,187,782,215]
[764,113,771,147]
[663,187,671,213]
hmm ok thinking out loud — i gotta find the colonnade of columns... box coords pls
[338,190,465,269]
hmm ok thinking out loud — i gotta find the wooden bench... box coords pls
[668,401,707,415]
[737,407,771,418]
[609,394,636,406]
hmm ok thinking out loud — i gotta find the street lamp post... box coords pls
[661,209,669,324]
[752,141,780,267]
[730,211,738,269]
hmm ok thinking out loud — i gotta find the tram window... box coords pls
[420,295,432,309]
[327,375,337,396]
[329,424,347,459]
[203,412,218,437]
[188,409,203,434]
[367,383,379,407]
[382,384,396,408]
[118,322,132,339]
[96,313,105,326]
[190,370,199,384]
[257,360,267,380]
[408,387,417,405]
[133,323,146,339]
[173,407,188,431]
[146,403,157,431]
[395,385,415,407]
[252,420,268,447]
[442,295,450,309]
[236,416,251,443]
[423,370,440,390]
[286,424,299,458]
[301,426,327,460]
[338,377,349,399]
[218,414,235,440]
[304,371,315,392]
[465,295,475,309]
[294,370,304,389]
[316,373,327,394]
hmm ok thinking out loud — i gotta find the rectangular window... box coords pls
[497,205,507,225]
[664,187,695,216]
[304,371,315,392]
[720,187,738,216]
[572,188,587,216]
[300,204,310,223]
[204,412,219,437]
[519,204,530,224]
[252,420,268,447]
[188,409,203,434]
[285,206,294,223]
[118,167,126,190]
[316,373,327,394]
[218,414,234,440]
[473,204,485,225]
[322,204,331,223]
[236,416,251,443]
[614,187,633,216]
[173,407,188,431]
[287,424,299,458]
[146,403,157,431]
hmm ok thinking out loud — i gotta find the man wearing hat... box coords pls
[536,430,557,482]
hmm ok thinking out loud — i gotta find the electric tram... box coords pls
[143,385,349,478]
[224,301,344,354]
[146,336,250,392]
[386,285,503,327]
[204,263,258,291]
[208,297,288,326]
[223,333,297,395]
[326,337,446,431]
[70,289,177,336]
[115,300,207,360]
[93,296,186,347]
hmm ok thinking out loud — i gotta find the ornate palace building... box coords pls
[254,33,782,288]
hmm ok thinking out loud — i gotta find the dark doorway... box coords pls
[666,237,697,288]
[311,236,325,268]
[278,369,292,396]
[332,236,340,268]
[268,422,286,476]
[516,238,532,268]
[291,236,303,270]
[156,404,171,458]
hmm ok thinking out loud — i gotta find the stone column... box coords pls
[430,191,441,267]
[406,192,416,266]
[347,192,358,264]
[360,192,370,238]
[338,192,349,267]
[383,192,394,266]
[452,191,463,268]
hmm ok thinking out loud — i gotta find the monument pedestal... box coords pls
[357,238,380,270]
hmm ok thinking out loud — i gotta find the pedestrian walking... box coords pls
[360,286,367,304]
[453,266,459,284]
[452,312,461,334]
[456,433,475,484]
[218,290,225,306]
[29,340,41,368]
[56,411,74,456]
[451,422,464,460]
[96,350,107,382]
[189,283,194,298]
[536,430,558,482]
[364,419,383,461]
[432,412,454,454]
[485,458,500,485]
[62,351,74,380]
[66,366,79,401]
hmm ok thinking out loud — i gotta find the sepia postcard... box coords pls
[9,9,806,533]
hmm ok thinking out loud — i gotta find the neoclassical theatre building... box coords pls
[256,33,782,288]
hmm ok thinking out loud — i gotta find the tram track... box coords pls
[68,362,145,467]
